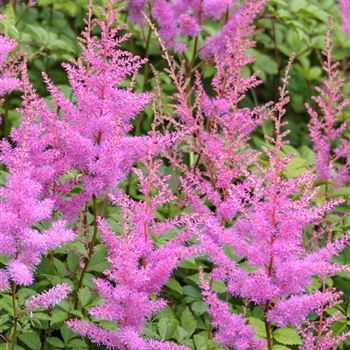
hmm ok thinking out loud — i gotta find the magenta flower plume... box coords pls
[307,22,349,183]
[67,320,189,350]
[0,78,75,286]
[32,1,154,219]
[298,290,350,350]
[181,54,350,348]
[128,0,240,53]
[26,283,72,312]
[200,0,266,59]
[200,270,265,350]
[68,156,198,349]
[0,17,20,98]
[339,0,350,36]
[266,290,337,327]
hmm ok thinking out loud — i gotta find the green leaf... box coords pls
[285,157,307,178]
[87,245,109,273]
[248,317,266,338]
[46,337,65,348]
[78,287,92,307]
[61,325,77,344]
[254,52,278,75]
[174,326,188,343]
[18,332,42,350]
[193,332,209,349]
[212,281,226,293]
[67,252,80,272]
[183,286,201,303]
[54,258,67,277]
[180,307,197,337]
[273,327,302,345]
[272,346,291,350]
[158,318,179,340]
[50,309,68,325]
[166,278,183,295]
[67,338,88,348]
[191,301,208,316]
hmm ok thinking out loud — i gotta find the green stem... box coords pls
[264,301,273,350]
[73,195,98,309]
[10,283,18,350]
[189,35,199,73]
[264,319,273,350]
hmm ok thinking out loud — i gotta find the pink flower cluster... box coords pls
[67,157,199,349]
[0,16,20,98]
[307,23,349,184]
[0,1,350,350]
[128,0,265,56]
[340,0,350,36]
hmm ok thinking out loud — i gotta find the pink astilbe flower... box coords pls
[128,0,150,25]
[26,283,72,311]
[168,0,269,225]
[266,290,336,327]
[0,17,20,98]
[0,83,75,286]
[31,1,154,219]
[334,139,350,185]
[200,0,266,59]
[298,290,350,350]
[307,22,349,183]
[128,0,238,52]
[68,155,198,349]
[67,321,188,350]
[200,270,265,350]
[184,56,350,348]
[339,0,350,36]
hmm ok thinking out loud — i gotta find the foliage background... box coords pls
[1,0,350,349]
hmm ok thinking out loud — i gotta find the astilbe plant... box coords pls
[0,32,76,289]
[0,80,76,288]
[0,72,76,350]
[128,0,265,56]
[0,15,20,100]
[153,2,272,347]
[307,21,349,185]
[34,0,154,219]
[298,290,350,350]
[163,0,269,210]
[67,148,199,350]
[195,58,350,350]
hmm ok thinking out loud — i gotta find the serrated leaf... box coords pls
[158,318,179,340]
[54,258,67,277]
[46,337,65,348]
[87,246,109,273]
[194,332,208,349]
[191,300,208,316]
[166,278,183,295]
[78,287,92,307]
[248,317,266,338]
[67,252,80,272]
[18,332,42,350]
[174,326,188,343]
[273,327,302,345]
[181,307,197,337]
[67,338,88,348]
[50,310,68,325]
[61,325,77,344]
